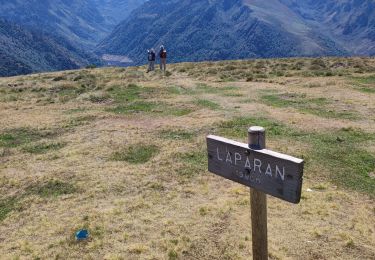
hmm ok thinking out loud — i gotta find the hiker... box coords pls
[159,45,167,72]
[147,49,156,72]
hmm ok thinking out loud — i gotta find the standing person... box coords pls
[159,45,167,72]
[147,49,156,72]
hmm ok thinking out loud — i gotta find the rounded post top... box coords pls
[248,126,266,150]
[248,126,265,133]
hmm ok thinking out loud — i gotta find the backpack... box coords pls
[160,50,167,59]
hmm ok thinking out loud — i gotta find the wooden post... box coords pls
[248,126,268,260]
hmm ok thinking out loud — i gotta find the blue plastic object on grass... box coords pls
[75,229,89,241]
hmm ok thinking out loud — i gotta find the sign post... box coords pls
[206,126,304,260]
[248,126,267,260]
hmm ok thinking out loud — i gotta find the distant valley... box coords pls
[99,0,374,64]
[0,0,374,77]
[0,0,145,76]
[0,18,101,77]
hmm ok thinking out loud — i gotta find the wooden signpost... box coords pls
[207,126,304,260]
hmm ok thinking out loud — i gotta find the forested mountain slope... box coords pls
[0,0,144,76]
[0,19,99,77]
[0,0,145,47]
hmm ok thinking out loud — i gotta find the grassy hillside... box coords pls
[0,57,374,259]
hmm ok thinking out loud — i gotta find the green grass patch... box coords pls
[167,85,189,95]
[262,93,327,106]
[64,108,87,114]
[0,180,76,222]
[0,197,18,222]
[159,129,195,140]
[52,76,66,82]
[166,83,216,95]
[0,94,20,103]
[224,92,244,97]
[148,182,165,191]
[111,144,159,164]
[168,249,178,260]
[106,84,145,103]
[107,101,157,114]
[23,142,66,154]
[216,116,299,139]
[177,148,207,176]
[220,86,240,91]
[0,128,57,148]
[215,117,375,195]
[307,128,375,195]
[261,93,358,120]
[167,84,239,97]
[350,75,375,93]
[50,84,80,101]
[89,93,111,103]
[64,115,97,128]
[167,107,194,116]
[108,101,194,116]
[195,83,220,94]
[28,180,76,198]
[194,99,221,110]
[105,84,200,116]
[352,75,375,85]
[356,87,375,93]
[71,72,97,91]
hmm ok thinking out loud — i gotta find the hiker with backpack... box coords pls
[147,48,156,72]
[159,45,167,72]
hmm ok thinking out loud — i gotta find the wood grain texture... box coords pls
[248,127,268,260]
[207,135,304,203]
[250,188,268,260]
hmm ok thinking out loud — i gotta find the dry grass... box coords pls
[0,57,374,259]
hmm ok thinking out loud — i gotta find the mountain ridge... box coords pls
[0,18,100,77]
[97,0,373,65]
[0,0,145,76]
[1,0,374,77]
[281,0,375,56]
